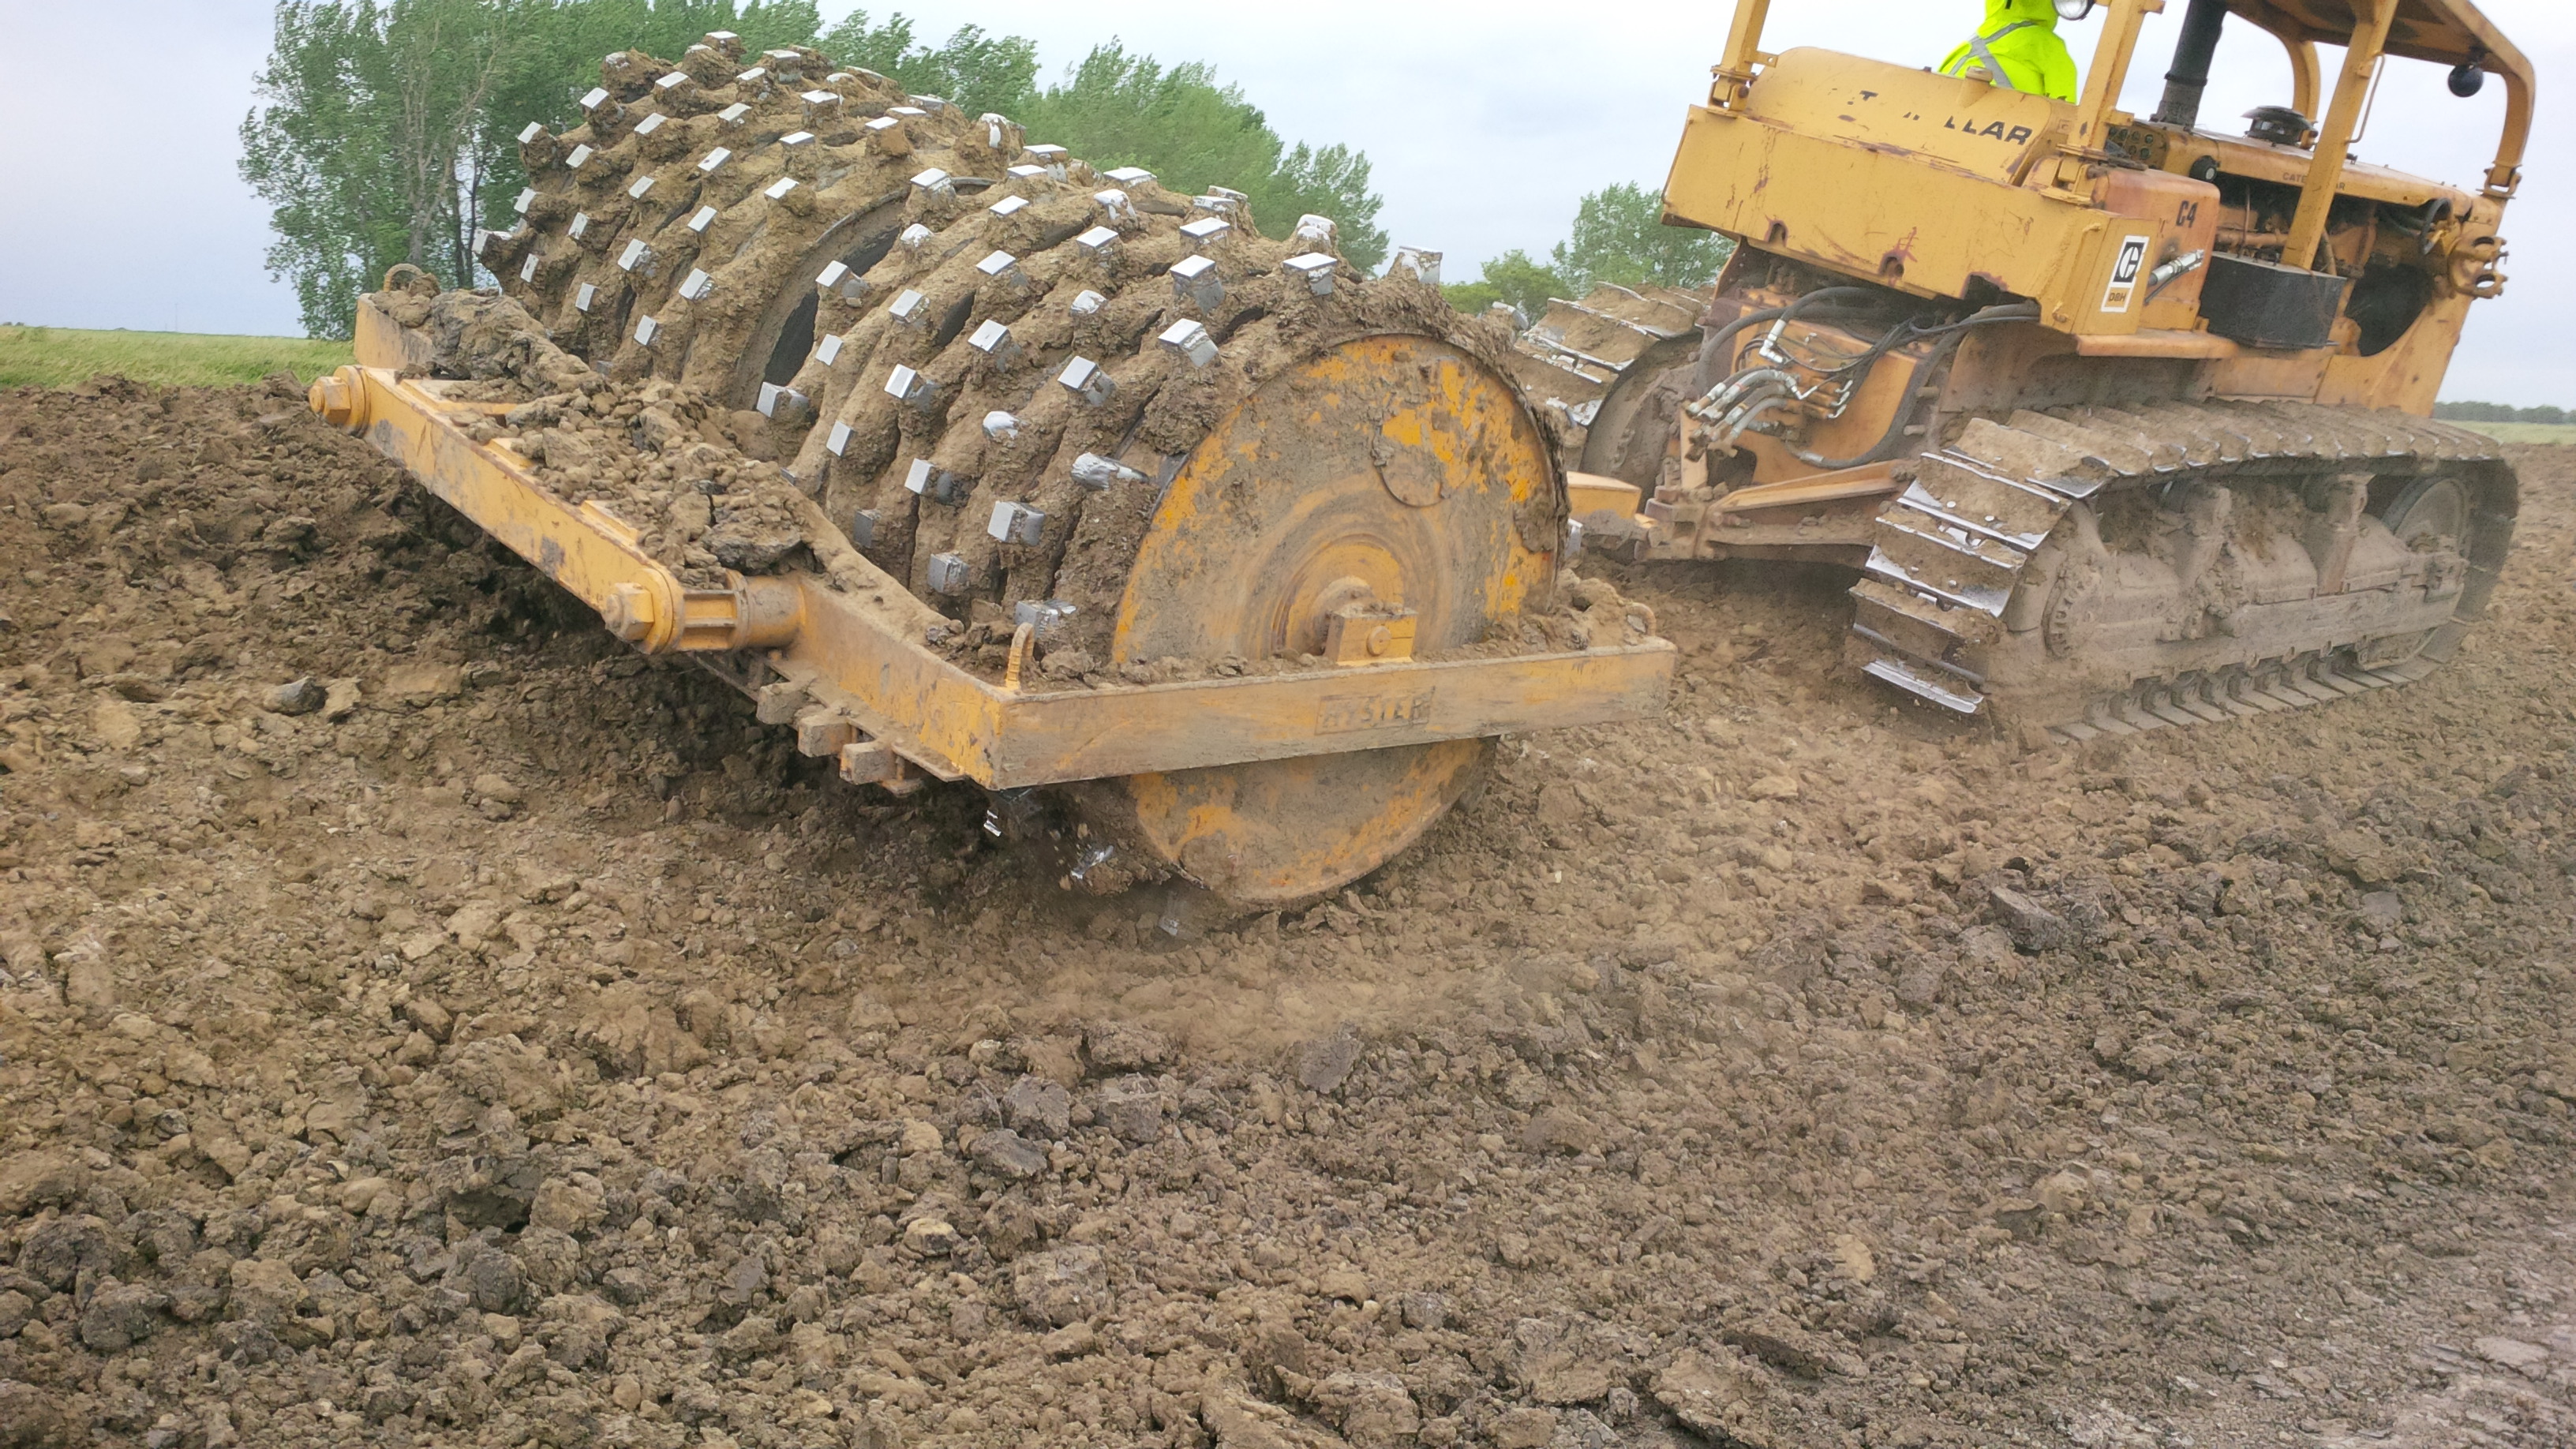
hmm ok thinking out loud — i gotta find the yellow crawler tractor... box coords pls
[309,0,2527,904]
[1545,0,2528,739]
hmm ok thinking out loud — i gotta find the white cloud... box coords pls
[0,0,2563,402]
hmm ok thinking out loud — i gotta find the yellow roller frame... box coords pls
[307,358,1673,794]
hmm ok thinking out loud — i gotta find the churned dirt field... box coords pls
[2,375,2574,1449]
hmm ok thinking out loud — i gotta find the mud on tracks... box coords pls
[4,376,2576,1449]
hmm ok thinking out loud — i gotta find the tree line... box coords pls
[241,1,1391,338]
[241,2,1733,341]
[2433,401,2571,425]
[1441,182,1735,324]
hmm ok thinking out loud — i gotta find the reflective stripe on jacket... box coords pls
[1939,0,2080,102]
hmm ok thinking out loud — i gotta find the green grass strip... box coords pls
[0,324,355,391]
[2452,419,2576,446]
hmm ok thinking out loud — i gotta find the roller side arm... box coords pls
[308,365,1675,791]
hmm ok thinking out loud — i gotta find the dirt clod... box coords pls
[1985,883,2068,950]
[1653,1348,1772,1446]
[0,1380,76,1449]
[1292,1024,1362,1094]
[268,676,324,715]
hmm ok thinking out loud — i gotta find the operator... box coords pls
[1939,0,2082,103]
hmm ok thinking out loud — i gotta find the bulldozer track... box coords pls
[1848,399,2518,743]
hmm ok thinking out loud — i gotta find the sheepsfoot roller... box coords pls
[307,36,1687,908]
[305,36,1687,907]
[313,327,1669,909]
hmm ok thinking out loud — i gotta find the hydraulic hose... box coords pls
[1695,284,1888,391]
[1688,366,1805,424]
[1722,395,1796,453]
[1788,301,2042,470]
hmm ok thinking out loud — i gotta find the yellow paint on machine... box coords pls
[1661,51,2159,339]
[1113,739,1489,907]
[1113,336,1552,659]
[306,354,1672,796]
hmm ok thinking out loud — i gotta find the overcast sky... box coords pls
[0,0,2564,402]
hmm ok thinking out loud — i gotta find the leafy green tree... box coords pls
[245,0,826,337]
[243,0,520,338]
[1550,182,1733,294]
[1442,249,1572,323]
[820,11,1037,118]
[1266,140,1384,271]
[1022,44,1387,269]
[1448,183,1732,319]
[467,2,823,257]
[241,4,388,339]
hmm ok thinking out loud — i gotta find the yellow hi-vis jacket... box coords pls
[1940,0,2080,103]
